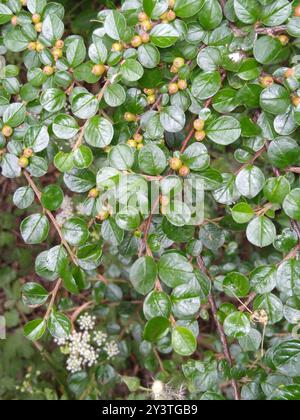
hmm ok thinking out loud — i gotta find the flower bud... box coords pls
[2,125,13,137]
[169,157,182,171]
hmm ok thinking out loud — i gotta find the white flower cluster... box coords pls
[54,314,120,373]
[55,195,73,226]
[78,313,96,331]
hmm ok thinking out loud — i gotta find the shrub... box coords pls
[1,0,300,401]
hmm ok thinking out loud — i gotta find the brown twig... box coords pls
[197,256,240,401]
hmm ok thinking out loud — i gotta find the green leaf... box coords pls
[54,151,74,173]
[24,319,46,341]
[271,340,300,377]
[129,256,157,295]
[150,24,179,48]
[253,36,282,64]
[24,125,49,153]
[3,103,26,127]
[104,84,126,107]
[174,0,204,18]
[85,116,114,148]
[223,312,251,338]
[0,4,13,25]
[116,207,141,231]
[40,88,66,113]
[13,186,35,209]
[160,106,186,133]
[66,37,86,68]
[137,44,160,69]
[104,11,127,41]
[53,114,79,140]
[263,176,290,204]
[20,213,50,245]
[207,116,241,145]
[182,143,210,171]
[232,202,255,224]
[260,85,290,115]
[42,14,64,43]
[234,0,260,24]
[198,0,222,30]
[109,144,134,170]
[268,137,300,169]
[73,145,93,169]
[138,143,167,175]
[22,283,49,307]
[71,92,98,119]
[41,185,64,211]
[261,0,291,27]
[223,272,250,298]
[64,169,95,193]
[48,310,71,340]
[246,216,276,248]
[191,71,222,101]
[253,293,283,324]
[144,316,170,342]
[172,326,197,356]
[1,154,21,178]
[235,165,265,199]
[250,265,277,294]
[143,290,171,320]
[62,217,89,247]
[121,59,144,82]
[277,259,300,298]
[158,251,195,288]
[283,189,300,221]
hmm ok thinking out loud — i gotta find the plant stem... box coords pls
[197,256,240,401]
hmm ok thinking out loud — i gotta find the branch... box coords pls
[197,256,240,401]
[24,171,78,266]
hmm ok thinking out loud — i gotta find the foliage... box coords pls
[1,0,300,401]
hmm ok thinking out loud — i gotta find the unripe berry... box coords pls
[137,143,144,150]
[2,125,13,137]
[170,65,179,74]
[285,68,295,79]
[147,94,156,105]
[18,156,29,168]
[194,119,205,131]
[52,47,63,59]
[124,112,137,122]
[55,40,64,49]
[35,22,42,32]
[195,130,206,142]
[167,10,176,21]
[144,89,155,96]
[179,165,190,177]
[88,188,99,199]
[178,79,187,90]
[160,196,169,207]
[278,35,289,46]
[32,13,41,24]
[11,16,18,26]
[160,12,168,20]
[173,57,185,69]
[134,133,143,143]
[141,20,152,31]
[92,64,106,76]
[141,32,150,43]
[23,148,33,158]
[138,12,148,21]
[97,209,110,221]
[295,5,300,17]
[168,82,179,95]
[131,35,142,48]
[36,42,45,52]
[169,157,182,171]
[28,42,37,51]
[260,75,274,88]
[112,42,123,52]
[43,65,55,76]
[127,139,137,148]
[292,95,300,107]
